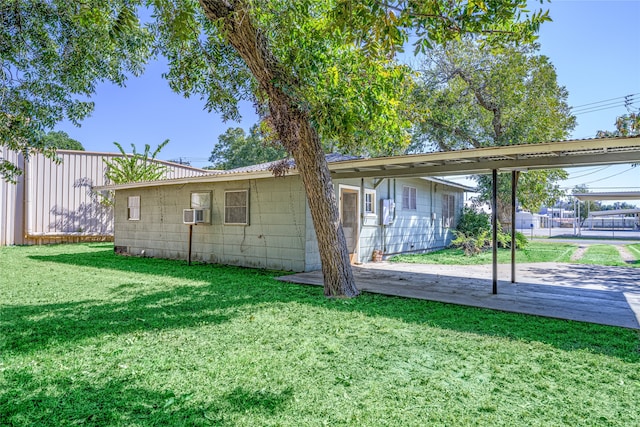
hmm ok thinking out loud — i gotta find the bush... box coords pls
[452,207,528,255]
[451,230,490,256]
[456,206,491,236]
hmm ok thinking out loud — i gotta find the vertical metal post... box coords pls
[511,171,518,284]
[188,224,193,266]
[492,169,498,295]
[578,200,581,236]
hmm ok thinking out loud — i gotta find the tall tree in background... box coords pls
[410,40,575,223]
[209,125,286,170]
[42,131,84,151]
[1,0,549,296]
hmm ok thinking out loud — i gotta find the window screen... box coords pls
[402,186,417,210]
[442,194,456,228]
[364,190,376,214]
[224,190,249,225]
[127,196,140,221]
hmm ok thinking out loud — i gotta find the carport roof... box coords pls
[573,192,640,201]
[97,135,640,191]
[328,135,640,179]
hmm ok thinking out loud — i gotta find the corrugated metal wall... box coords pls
[0,147,23,245]
[1,149,209,245]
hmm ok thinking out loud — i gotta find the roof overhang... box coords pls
[589,208,640,217]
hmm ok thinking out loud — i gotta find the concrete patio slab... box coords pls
[277,262,640,329]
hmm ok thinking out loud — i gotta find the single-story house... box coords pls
[101,154,473,272]
[0,148,208,245]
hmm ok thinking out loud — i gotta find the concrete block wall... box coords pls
[114,176,309,271]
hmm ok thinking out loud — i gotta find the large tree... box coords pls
[151,1,548,296]
[2,0,548,296]
[209,125,286,170]
[410,40,575,223]
[0,0,151,182]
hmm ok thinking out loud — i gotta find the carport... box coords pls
[281,136,640,327]
[327,135,640,295]
[573,192,640,235]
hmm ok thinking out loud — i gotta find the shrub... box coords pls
[453,207,528,254]
[456,206,491,236]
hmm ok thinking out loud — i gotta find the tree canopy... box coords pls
[41,131,84,151]
[597,110,640,138]
[0,0,151,182]
[409,39,575,222]
[209,125,286,170]
[104,140,169,185]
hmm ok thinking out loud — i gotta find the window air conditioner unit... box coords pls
[183,209,210,224]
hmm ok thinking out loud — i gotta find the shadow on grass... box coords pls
[3,248,637,363]
[0,369,292,426]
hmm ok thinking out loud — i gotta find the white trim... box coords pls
[224,189,249,225]
[127,195,140,221]
[338,184,361,263]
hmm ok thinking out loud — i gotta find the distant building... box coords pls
[0,148,207,245]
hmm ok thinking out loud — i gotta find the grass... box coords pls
[1,243,639,426]
[577,244,626,266]
[390,242,577,265]
[628,243,640,262]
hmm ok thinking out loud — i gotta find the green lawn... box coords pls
[390,242,577,265]
[628,243,640,262]
[577,244,628,267]
[1,243,639,426]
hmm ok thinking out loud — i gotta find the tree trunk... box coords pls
[198,0,359,297]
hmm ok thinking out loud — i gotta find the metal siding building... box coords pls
[0,149,209,245]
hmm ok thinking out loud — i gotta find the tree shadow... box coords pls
[0,369,292,426]
[10,248,639,363]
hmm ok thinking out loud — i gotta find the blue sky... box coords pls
[56,0,640,193]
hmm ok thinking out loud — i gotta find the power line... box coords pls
[572,100,637,115]
[569,93,639,116]
[570,93,638,110]
[581,166,636,185]
[566,165,611,179]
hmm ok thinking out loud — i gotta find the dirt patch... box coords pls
[616,245,637,263]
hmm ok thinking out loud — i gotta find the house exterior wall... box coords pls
[333,177,463,263]
[110,174,465,272]
[1,149,207,246]
[382,178,461,256]
[114,175,310,271]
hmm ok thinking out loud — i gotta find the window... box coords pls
[442,194,456,228]
[364,190,376,214]
[402,186,417,210]
[224,190,249,225]
[127,196,140,221]
[190,191,211,209]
